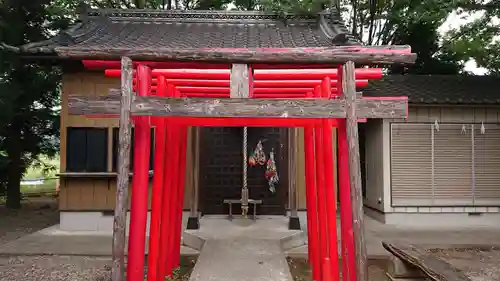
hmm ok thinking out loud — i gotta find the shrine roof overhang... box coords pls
[16,7,359,58]
[363,75,500,105]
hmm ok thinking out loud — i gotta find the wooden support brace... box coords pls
[55,45,417,65]
[68,94,408,119]
[387,255,426,279]
[382,242,472,281]
[111,56,133,281]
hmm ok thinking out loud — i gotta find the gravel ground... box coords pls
[428,247,500,281]
[0,198,195,281]
[0,198,59,245]
[0,256,112,281]
[0,198,112,281]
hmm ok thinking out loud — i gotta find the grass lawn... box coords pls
[0,155,60,205]
[169,255,198,281]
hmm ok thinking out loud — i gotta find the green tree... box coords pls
[442,1,500,74]
[345,0,465,74]
[0,0,62,208]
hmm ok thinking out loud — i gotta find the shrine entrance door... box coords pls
[199,127,288,215]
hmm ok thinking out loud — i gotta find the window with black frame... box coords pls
[112,127,155,172]
[66,127,108,172]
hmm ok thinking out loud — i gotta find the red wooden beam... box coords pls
[84,59,366,70]
[147,75,167,281]
[126,64,152,281]
[166,87,183,277]
[313,85,329,281]
[131,79,369,88]
[253,68,382,80]
[176,86,230,93]
[321,77,340,280]
[166,79,230,87]
[304,90,321,281]
[173,125,188,269]
[253,80,369,88]
[106,68,382,81]
[158,83,178,280]
[105,69,231,79]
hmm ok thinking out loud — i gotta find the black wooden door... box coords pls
[199,127,288,215]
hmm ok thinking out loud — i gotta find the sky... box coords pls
[439,9,490,75]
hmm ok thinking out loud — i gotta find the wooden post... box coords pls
[187,126,200,230]
[230,63,250,217]
[288,128,300,230]
[111,56,133,281]
[343,61,368,281]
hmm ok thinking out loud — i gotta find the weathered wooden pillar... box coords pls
[337,64,356,281]
[288,128,301,230]
[343,61,368,281]
[187,126,200,230]
[111,56,133,281]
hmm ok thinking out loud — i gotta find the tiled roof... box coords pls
[21,8,359,55]
[363,75,500,105]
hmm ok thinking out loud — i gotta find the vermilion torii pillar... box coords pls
[62,45,415,281]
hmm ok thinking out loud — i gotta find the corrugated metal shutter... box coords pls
[433,124,473,205]
[474,124,500,205]
[390,123,433,206]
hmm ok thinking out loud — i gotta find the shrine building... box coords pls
[20,8,500,231]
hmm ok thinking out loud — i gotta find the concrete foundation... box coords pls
[365,207,500,228]
[60,211,191,234]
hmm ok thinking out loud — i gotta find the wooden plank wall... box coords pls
[59,73,195,211]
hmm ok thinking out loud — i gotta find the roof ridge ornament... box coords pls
[76,1,91,22]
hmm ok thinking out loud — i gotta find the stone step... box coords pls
[189,239,294,281]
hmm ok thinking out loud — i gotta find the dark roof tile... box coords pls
[22,8,358,54]
[363,75,500,105]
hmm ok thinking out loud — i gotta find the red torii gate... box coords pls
[62,46,415,281]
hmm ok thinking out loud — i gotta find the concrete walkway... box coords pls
[286,214,500,258]
[2,215,500,258]
[189,239,293,281]
[186,217,298,281]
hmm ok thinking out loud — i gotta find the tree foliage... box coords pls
[442,1,500,74]
[0,0,63,208]
[341,0,466,74]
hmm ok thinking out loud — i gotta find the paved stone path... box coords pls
[189,238,293,281]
